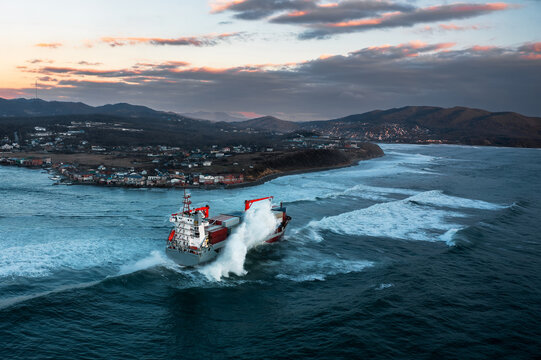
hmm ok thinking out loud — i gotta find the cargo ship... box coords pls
[165,190,291,266]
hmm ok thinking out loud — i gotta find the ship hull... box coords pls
[165,246,219,266]
[166,228,287,267]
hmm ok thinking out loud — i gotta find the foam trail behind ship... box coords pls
[201,202,279,281]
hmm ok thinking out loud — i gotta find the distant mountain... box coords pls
[0,98,173,119]
[233,116,301,132]
[229,106,541,147]
[301,106,541,146]
[94,103,171,118]
[181,111,247,122]
[2,98,540,147]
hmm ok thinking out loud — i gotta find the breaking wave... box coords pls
[308,190,507,243]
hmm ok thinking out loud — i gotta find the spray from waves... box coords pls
[118,250,171,275]
[306,190,507,243]
[200,201,279,281]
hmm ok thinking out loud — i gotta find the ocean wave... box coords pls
[306,190,506,243]
[0,237,158,279]
[275,258,373,283]
[0,279,102,310]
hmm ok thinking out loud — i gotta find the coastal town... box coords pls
[0,122,381,188]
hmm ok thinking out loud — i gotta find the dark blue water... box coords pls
[1,144,540,359]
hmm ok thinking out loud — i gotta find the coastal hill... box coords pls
[234,116,301,132]
[301,106,541,147]
[1,98,541,147]
[230,106,541,147]
[0,98,172,119]
[243,144,384,182]
[0,113,278,148]
[180,111,247,122]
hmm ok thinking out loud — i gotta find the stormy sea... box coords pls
[1,144,540,359]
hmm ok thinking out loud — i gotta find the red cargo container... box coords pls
[208,227,228,244]
[209,214,237,226]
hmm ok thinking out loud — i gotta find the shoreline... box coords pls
[223,153,383,189]
[0,152,384,190]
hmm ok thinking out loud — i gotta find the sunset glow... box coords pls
[0,0,539,119]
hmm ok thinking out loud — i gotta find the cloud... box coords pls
[349,41,456,59]
[35,42,62,49]
[236,111,264,118]
[518,42,541,59]
[37,76,57,82]
[439,23,480,31]
[78,61,102,66]
[210,0,315,19]
[212,0,512,38]
[14,42,541,119]
[471,45,496,51]
[100,33,242,47]
[271,0,414,24]
[420,23,482,33]
[27,59,55,64]
[300,3,511,38]
[38,66,140,78]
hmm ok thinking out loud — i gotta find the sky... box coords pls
[0,0,540,120]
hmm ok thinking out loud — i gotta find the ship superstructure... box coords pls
[165,190,290,266]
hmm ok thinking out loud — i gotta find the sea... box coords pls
[1,144,540,359]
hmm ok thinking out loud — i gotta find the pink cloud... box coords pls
[0,88,31,98]
[100,33,240,47]
[518,42,541,60]
[446,2,509,12]
[471,45,496,51]
[236,111,263,118]
[35,43,62,49]
[210,0,247,13]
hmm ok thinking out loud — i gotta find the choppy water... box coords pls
[1,144,540,359]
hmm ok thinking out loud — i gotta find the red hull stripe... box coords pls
[266,234,283,243]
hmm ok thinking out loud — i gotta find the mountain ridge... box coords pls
[0,98,174,119]
[1,98,540,147]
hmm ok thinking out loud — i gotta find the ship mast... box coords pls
[182,187,192,214]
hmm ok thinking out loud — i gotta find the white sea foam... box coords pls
[308,190,504,243]
[440,228,462,246]
[200,201,279,281]
[287,226,324,243]
[0,237,157,278]
[407,190,506,210]
[376,283,394,290]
